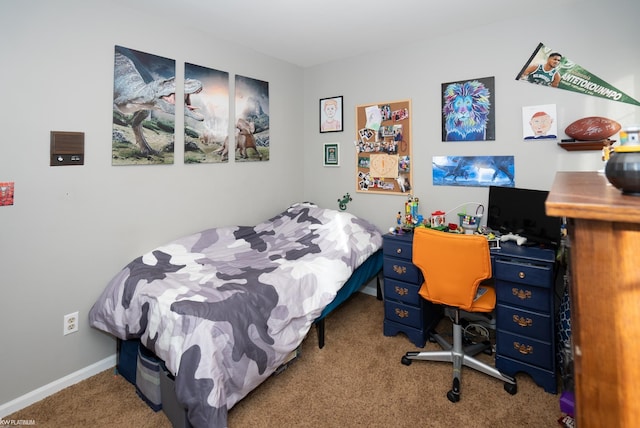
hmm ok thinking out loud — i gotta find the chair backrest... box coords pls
[412,227,491,311]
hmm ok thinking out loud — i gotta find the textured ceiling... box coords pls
[109,0,584,68]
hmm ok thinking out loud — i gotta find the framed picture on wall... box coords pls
[522,104,558,140]
[323,143,340,166]
[441,76,495,142]
[320,96,343,133]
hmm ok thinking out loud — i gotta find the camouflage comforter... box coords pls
[89,203,382,427]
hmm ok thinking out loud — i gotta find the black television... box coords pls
[487,186,561,247]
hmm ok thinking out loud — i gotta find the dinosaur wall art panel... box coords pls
[184,63,229,164]
[112,46,183,165]
[432,155,514,187]
[234,75,270,162]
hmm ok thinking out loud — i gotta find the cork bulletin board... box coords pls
[355,99,412,195]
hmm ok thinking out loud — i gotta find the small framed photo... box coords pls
[320,96,343,133]
[323,143,340,167]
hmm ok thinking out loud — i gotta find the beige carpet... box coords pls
[6,292,561,427]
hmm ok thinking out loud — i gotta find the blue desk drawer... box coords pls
[494,259,553,288]
[495,281,550,313]
[496,330,553,370]
[383,237,413,261]
[384,300,423,329]
[383,258,422,284]
[496,304,551,341]
[384,278,422,306]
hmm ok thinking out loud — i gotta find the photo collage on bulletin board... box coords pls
[355,100,412,195]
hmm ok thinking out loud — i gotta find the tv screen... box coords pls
[487,186,561,247]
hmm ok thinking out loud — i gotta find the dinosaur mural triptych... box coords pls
[112,45,269,166]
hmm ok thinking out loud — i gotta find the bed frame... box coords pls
[314,249,383,348]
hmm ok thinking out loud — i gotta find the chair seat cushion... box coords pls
[413,227,494,313]
[419,283,496,313]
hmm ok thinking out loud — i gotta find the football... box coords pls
[565,116,621,141]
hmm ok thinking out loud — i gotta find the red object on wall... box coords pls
[0,182,14,206]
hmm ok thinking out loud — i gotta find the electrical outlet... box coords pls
[64,311,79,336]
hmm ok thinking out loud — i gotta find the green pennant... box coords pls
[516,42,640,107]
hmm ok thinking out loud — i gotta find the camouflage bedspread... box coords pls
[89,203,382,427]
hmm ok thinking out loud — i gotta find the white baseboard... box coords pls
[0,354,116,419]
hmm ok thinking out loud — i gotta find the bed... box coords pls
[89,202,383,428]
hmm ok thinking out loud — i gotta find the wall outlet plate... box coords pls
[64,311,79,335]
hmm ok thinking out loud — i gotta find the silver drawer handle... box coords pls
[396,248,402,254]
[518,271,526,279]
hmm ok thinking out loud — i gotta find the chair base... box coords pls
[401,315,517,402]
[445,307,496,331]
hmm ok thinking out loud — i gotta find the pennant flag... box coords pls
[516,42,640,107]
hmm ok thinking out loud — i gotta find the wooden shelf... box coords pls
[557,139,614,151]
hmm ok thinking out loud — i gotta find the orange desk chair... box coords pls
[401,227,517,403]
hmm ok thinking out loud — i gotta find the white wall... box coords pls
[0,0,304,408]
[303,0,640,232]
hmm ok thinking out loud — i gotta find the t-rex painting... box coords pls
[112,46,204,163]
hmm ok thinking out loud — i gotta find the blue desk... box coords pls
[382,232,442,347]
[491,241,558,394]
[382,232,559,393]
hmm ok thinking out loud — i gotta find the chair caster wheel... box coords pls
[401,356,412,366]
[447,390,460,403]
[504,382,517,395]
